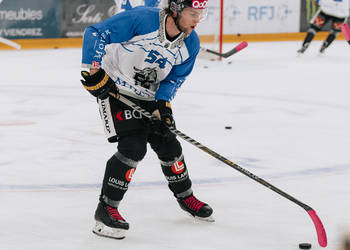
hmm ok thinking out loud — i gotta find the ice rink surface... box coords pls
[1,41,350,250]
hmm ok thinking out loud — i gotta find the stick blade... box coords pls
[307,209,327,247]
[235,41,248,52]
[199,41,248,60]
[221,41,248,58]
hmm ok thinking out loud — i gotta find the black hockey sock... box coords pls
[323,33,337,48]
[160,156,192,197]
[101,153,137,202]
[303,32,315,46]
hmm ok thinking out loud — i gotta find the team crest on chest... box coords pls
[133,66,158,91]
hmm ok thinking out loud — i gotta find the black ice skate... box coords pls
[92,201,129,239]
[177,194,214,222]
[297,43,310,54]
[319,42,328,54]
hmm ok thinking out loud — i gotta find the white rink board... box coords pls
[196,0,301,36]
[225,0,301,34]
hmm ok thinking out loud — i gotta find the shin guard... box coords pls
[101,152,138,203]
[160,154,192,198]
[304,29,316,45]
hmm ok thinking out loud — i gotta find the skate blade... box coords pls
[296,51,304,56]
[92,221,127,240]
[184,212,215,222]
[195,215,215,222]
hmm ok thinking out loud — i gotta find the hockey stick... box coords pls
[0,37,21,50]
[341,23,350,45]
[200,41,248,58]
[109,91,327,247]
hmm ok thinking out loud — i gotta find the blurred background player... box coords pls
[81,0,213,240]
[298,0,349,54]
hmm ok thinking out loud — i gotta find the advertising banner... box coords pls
[225,0,301,34]
[61,0,118,38]
[197,0,301,36]
[0,0,61,39]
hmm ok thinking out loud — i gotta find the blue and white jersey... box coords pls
[82,7,199,102]
[319,0,350,18]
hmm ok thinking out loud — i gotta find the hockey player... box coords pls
[298,0,349,54]
[80,0,213,240]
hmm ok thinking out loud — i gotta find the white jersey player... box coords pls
[298,0,350,54]
[319,0,350,18]
[80,0,213,240]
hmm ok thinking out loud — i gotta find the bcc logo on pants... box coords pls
[115,110,142,121]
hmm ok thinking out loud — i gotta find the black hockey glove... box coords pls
[151,100,175,138]
[157,100,175,128]
[81,68,118,100]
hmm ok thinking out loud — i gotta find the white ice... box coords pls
[1,41,350,250]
